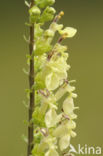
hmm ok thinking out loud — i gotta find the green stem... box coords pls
[28,0,35,156]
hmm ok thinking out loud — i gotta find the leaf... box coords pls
[23,35,29,43]
[25,0,30,7]
[22,68,29,75]
[22,100,29,108]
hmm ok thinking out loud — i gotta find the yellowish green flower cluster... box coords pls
[27,0,78,155]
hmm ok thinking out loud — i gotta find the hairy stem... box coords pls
[28,0,34,156]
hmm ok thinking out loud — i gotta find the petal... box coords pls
[44,29,54,37]
[63,97,74,115]
[71,93,78,98]
[50,23,63,32]
[54,43,68,53]
[57,71,68,80]
[55,87,67,101]
[59,135,71,151]
[49,103,58,110]
[66,84,76,93]
[70,131,77,138]
[45,73,59,90]
[55,84,75,101]
[53,124,65,138]
[59,27,77,38]
[67,120,76,130]
[45,109,62,128]
[69,112,77,119]
[45,149,59,156]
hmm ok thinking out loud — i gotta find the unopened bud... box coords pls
[58,15,61,19]
[29,6,41,16]
[45,7,56,14]
[60,11,64,16]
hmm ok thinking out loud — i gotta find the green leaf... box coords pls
[22,68,29,75]
[22,100,29,108]
[25,0,30,7]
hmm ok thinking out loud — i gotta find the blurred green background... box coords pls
[0,0,103,155]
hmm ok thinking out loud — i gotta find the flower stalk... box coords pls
[28,0,35,156]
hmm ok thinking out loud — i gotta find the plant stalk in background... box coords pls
[25,0,78,156]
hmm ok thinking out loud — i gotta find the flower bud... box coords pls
[45,7,56,14]
[39,7,56,23]
[29,6,41,23]
[29,6,41,16]
[60,11,64,16]
[48,0,55,5]
[35,0,55,8]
